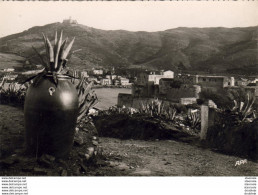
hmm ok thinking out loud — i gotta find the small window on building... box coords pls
[228,82,230,85]
[203,78,206,81]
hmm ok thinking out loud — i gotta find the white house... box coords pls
[100,78,112,85]
[92,69,103,75]
[163,70,174,78]
[120,78,130,86]
[3,68,15,72]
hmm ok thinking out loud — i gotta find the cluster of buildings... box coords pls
[73,68,131,87]
[63,17,78,25]
[118,70,258,107]
[0,68,18,81]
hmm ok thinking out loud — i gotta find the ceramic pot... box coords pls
[24,74,78,158]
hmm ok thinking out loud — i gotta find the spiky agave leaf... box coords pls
[59,38,68,59]
[61,37,75,60]
[54,31,63,69]
[31,46,48,70]
[57,38,68,73]
[46,37,54,63]
[42,33,50,70]
[54,31,57,46]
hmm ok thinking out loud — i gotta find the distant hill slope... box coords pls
[0,22,257,74]
[0,52,26,69]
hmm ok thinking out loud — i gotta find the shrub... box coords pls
[206,118,258,160]
[199,89,231,109]
[0,80,28,107]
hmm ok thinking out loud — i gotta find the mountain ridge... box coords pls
[0,22,257,75]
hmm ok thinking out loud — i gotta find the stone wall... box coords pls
[164,86,200,102]
[180,98,197,105]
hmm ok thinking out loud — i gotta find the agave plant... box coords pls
[0,81,28,106]
[0,75,7,91]
[163,106,177,121]
[230,92,256,122]
[70,70,98,123]
[185,109,201,129]
[29,31,77,86]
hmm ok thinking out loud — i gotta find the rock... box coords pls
[92,136,97,140]
[85,154,90,160]
[61,169,68,176]
[164,162,171,165]
[74,136,84,146]
[117,163,130,171]
[108,161,119,167]
[96,160,108,167]
[75,127,79,133]
[82,128,89,132]
[178,116,184,121]
[87,147,95,157]
[45,154,55,162]
[92,140,98,146]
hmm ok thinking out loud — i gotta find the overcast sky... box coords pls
[0,1,258,37]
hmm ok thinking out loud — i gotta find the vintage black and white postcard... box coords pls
[0,1,257,195]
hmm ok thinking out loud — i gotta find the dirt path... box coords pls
[0,104,257,176]
[99,137,258,176]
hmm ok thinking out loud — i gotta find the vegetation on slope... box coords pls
[0,23,257,74]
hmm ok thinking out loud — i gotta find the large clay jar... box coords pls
[24,74,79,158]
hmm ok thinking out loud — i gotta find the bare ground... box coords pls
[99,137,258,176]
[0,104,257,176]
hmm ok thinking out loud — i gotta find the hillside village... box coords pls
[0,66,132,89]
[118,69,258,108]
[1,65,258,102]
